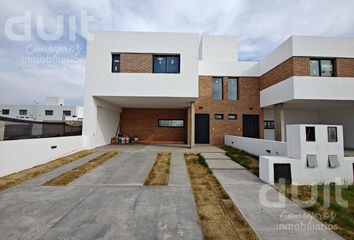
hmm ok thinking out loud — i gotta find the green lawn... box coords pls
[220,145,354,240]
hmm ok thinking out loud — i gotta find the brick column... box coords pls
[274,103,285,141]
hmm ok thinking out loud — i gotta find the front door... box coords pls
[242,114,259,138]
[195,114,209,144]
[274,164,292,184]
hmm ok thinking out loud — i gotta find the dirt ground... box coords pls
[144,152,171,185]
[44,151,118,186]
[0,150,95,191]
[184,153,259,240]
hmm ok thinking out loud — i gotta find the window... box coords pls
[45,110,53,116]
[112,54,120,72]
[305,126,316,142]
[212,77,223,100]
[19,109,27,115]
[214,114,224,120]
[306,155,318,168]
[63,110,71,116]
[328,155,339,168]
[158,119,184,127]
[1,109,9,115]
[153,55,180,73]
[264,121,275,129]
[228,77,238,100]
[310,59,334,77]
[228,114,237,120]
[328,127,338,142]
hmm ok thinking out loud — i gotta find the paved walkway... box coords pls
[0,146,204,240]
[201,152,343,240]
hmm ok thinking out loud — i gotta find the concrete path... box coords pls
[0,147,203,240]
[201,152,343,240]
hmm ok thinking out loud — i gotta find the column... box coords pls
[274,103,285,141]
[190,102,195,148]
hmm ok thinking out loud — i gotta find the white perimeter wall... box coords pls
[96,106,120,147]
[0,136,84,177]
[225,135,287,156]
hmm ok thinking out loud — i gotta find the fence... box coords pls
[0,116,82,140]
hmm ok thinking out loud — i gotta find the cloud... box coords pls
[0,0,354,104]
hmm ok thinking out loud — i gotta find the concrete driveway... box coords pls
[0,145,213,240]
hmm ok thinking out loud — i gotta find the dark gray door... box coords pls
[195,114,209,144]
[274,164,292,184]
[242,114,259,138]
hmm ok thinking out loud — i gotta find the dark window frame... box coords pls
[153,55,180,74]
[212,77,223,100]
[228,77,239,100]
[1,109,9,115]
[19,109,27,115]
[111,54,120,73]
[327,127,338,142]
[214,114,224,120]
[264,121,275,129]
[310,58,334,77]
[158,119,185,128]
[228,114,237,120]
[305,126,316,142]
[63,110,71,116]
[45,110,54,116]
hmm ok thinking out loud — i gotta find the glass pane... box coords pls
[166,56,180,73]
[305,126,315,141]
[153,56,166,73]
[310,60,320,76]
[320,60,333,77]
[214,114,224,119]
[171,120,184,127]
[228,78,238,100]
[212,77,223,100]
[112,55,120,72]
[228,114,237,120]
[328,127,337,142]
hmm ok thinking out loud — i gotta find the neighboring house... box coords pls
[84,31,354,149]
[0,97,84,121]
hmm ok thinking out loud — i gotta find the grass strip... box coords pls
[220,145,259,176]
[0,150,95,191]
[185,153,259,240]
[144,152,171,185]
[43,151,117,186]
[276,184,354,240]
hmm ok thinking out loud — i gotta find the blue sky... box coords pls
[0,0,354,105]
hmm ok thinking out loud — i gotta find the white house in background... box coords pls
[0,97,83,121]
[259,124,354,185]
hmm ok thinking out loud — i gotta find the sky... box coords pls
[0,0,353,106]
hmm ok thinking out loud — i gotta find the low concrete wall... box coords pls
[225,135,287,156]
[0,136,85,177]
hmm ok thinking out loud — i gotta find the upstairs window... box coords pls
[310,59,333,77]
[1,109,9,115]
[212,77,223,100]
[63,110,71,116]
[228,77,238,100]
[45,110,54,116]
[305,126,316,142]
[112,54,120,73]
[153,55,180,73]
[19,109,27,115]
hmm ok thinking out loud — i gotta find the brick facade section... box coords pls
[260,57,310,90]
[120,53,153,73]
[195,76,264,145]
[335,58,354,77]
[120,108,187,143]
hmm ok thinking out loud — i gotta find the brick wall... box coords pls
[335,58,354,77]
[195,76,263,145]
[120,108,187,143]
[120,53,153,73]
[260,57,310,90]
